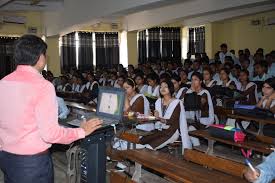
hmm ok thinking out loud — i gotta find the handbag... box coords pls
[208,124,246,142]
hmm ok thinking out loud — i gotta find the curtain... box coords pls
[95,33,106,67]
[0,37,18,79]
[60,32,76,73]
[105,33,119,68]
[172,27,181,60]
[161,27,173,59]
[148,27,161,61]
[195,27,205,54]
[188,28,195,55]
[138,30,147,64]
[189,26,205,54]
[95,32,119,69]
[161,27,181,61]
[78,32,93,71]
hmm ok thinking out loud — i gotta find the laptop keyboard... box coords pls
[100,117,118,126]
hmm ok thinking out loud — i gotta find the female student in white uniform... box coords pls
[218,68,237,89]
[134,73,148,95]
[124,78,150,116]
[238,69,258,105]
[139,79,191,152]
[146,73,160,97]
[124,78,152,131]
[171,74,188,100]
[257,78,275,137]
[203,68,217,88]
[184,72,214,146]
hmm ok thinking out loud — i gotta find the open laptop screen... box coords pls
[96,87,125,121]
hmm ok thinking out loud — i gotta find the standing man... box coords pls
[0,35,102,183]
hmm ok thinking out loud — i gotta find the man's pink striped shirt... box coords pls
[0,65,85,155]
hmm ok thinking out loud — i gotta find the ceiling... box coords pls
[0,0,64,11]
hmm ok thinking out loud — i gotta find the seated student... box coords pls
[209,62,221,83]
[56,97,70,119]
[56,76,72,92]
[134,73,148,95]
[238,69,258,105]
[123,78,150,115]
[203,68,217,88]
[107,72,117,87]
[232,64,241,81]
[75,77,86,93]
[146,73,160,97]
[267,51,275,78]
[184,72,214,146]
[188,60,202,80]
[178,68,190,86]
[244,151,275,183]
[139,79,191,151]
[83,73,99,102]
[171,74,188,100]
[127,64,135,78]
[71,75,78,92]
[253,62,270,82]
[240,56,254,80]
[256,78,275,137]
[223,62,241,90]
[218,68,237,90]
[183,59,192,73]
[114,75,125,88]
[99,71,108,86]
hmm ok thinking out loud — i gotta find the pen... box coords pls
[245,159,257,173]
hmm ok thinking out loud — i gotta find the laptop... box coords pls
[67,87,125,127]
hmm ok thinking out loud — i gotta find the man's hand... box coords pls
[244,167,260,182]
[80,118,103,136]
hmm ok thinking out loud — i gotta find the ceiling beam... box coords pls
[0,0,14,8]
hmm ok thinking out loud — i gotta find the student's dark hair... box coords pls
[240,69,249,77]
[203,67,213,76]
[147,73,159,84]
[160,79,174,98]
[191,72,203,81]
[160,72,171,81]
[171,74,181,82]
[220,68,230,75]
[14,34,47,66]
[264,78,275,90]
[125,78,139,93]
[220,43,227,48]
[178,69,188,76]
[134,72,145,80]
[234,64,241,70]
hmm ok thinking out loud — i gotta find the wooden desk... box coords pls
[228,113,275,138]
[189,130,272,155]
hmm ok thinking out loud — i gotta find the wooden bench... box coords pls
[121,149,246,183]
[184,149,246,177]
[110,171,136,183]
[189,130,272,155]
